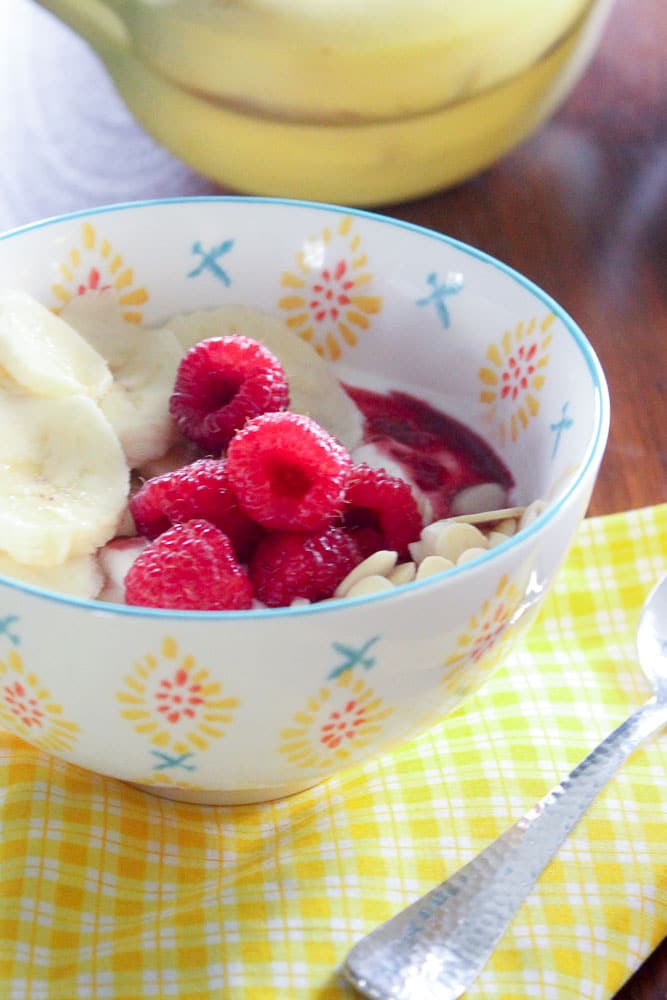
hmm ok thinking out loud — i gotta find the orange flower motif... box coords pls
[479,314,553,444]
[443,574,523,677]
[280,672,392,770]
[155,666,205,724]
[51,221,149,323]
[117,637,239,763]
[277,215,382,361]
[0,650,80,752]
[320,699,368,750]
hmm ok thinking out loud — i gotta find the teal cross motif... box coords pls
[0,615,20,646]
[416,272,463,329]
[550,402,574,458]
[328,635,381,679]
[187,239,235,285]
[151,749,197,772]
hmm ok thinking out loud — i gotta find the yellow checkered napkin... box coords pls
[1,506,666,1000]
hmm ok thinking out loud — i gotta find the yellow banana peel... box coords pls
[35,0,614,204]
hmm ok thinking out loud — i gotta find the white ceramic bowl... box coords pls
[0,198,609,803]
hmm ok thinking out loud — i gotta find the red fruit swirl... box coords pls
[343,385,514,520]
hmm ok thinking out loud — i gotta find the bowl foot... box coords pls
[128,777,324,805]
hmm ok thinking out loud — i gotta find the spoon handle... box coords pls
[342,696,667,1000]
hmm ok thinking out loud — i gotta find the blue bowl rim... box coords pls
[0,195,610,619]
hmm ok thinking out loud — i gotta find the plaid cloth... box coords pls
[1,505,666,1000]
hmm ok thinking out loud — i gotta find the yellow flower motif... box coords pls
[277,215,382,361]
[444,574,523,677]
[136,772,202,791]
[280,671,392,770]
[117,637,239,757]
[479,314,553,444]
[0,649,80,752]
[51,221,149,323]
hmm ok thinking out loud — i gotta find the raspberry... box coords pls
[249,526,361,607]
[129,458,261,561]
[169,336,289,452]
[342,525,385,561]
[125,519,253,611]
[225,411,352,531]
[341,463,423,557]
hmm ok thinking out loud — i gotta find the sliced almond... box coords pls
[388,561,417,586]
[457,546,488,565]
[425,521,488,562]
[334,549,398,598]
[487,530,511,548]
[519,499,548,529]
[416,555,455,580]
[345,575,395,598]
[444,506,527,527]
[493,518,518,536]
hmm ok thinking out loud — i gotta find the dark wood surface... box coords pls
[2,0,666,996]
[387,0,667,522]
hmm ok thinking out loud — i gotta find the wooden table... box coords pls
[2,0,666,995]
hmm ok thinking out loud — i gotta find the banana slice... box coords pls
[61,292,182,468]
[0,390,129,567]
[97,536,149,604]
[0,551,104,600]
[0,290,112,400]
[161,304,364,452]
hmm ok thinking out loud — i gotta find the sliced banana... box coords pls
[62,292,182,468]
[136,436,203,481]
[0,289,112,400]
[0,390,129,567]
[97,537,149,603]
[160,304,364,452]
[0,551,104,600]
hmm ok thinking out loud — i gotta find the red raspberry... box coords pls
[169,336,289,452]
[249,526,361,607]
[225,411,352,531]
[342,525,385,561]
[341,463,423,558]
[125,519,253,611]
[129,458,261,561]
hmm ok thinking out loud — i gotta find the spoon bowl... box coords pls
[342,574,667,1000]
[636,574,667,699]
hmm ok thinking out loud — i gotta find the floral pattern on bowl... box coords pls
[0,198,609,803]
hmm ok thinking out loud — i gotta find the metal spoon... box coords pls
[342,574,667,1000]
